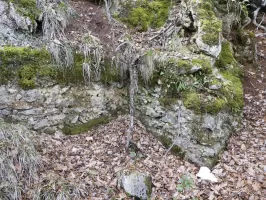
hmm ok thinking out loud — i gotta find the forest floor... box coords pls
[34,0,266,199]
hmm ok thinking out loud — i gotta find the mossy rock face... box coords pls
[0,46,120,88]
[220,71,243,113]
[191,59,212,74]
[159,135,185,158]
[0,46,51,88]
[151,57,212,97]
[118,0,171,32]
[0,46,50,65]
[183,92,201,114]
[192,127,217,146]
[198,0,222,46]
[215,41,243,77]
[62,116,111,135]
[9,0,41,23]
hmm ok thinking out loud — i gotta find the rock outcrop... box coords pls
[0,0,42,46]
[0,0,253,167]
[0,84,125,134]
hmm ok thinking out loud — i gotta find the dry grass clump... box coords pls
[0,119,40,200]
[40,0,74,40]
[38,0,75,68]
[31,173,87,200]
[48,39,74,68]
[81,33,105,83]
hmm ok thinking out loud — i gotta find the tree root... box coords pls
[252,7,266,36]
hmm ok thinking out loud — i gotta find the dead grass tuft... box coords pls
[0,119,40,200]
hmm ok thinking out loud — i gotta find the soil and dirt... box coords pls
[66,0,126,57]
[33,0,266,199]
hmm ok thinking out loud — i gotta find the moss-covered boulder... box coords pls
[135,29,243,168]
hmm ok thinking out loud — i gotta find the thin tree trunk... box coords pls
[104,0,112,23]
[126,64,137,150]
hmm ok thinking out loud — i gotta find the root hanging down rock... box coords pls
[251,6,266,37]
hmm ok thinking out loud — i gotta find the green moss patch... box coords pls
[0,46,51,88]
[0,46,117,88]
[220,71,244,113]
[183,92,201,113]
[62,116,111,135]
[55,53,84,85]
[119,0,171,32]
[181,90,236,114]
[215,41,243,77]
[159,97,178,108]
[18,65,37,89]
[198,0,222,46]
[0,46,50,65]
[192,58,212,74]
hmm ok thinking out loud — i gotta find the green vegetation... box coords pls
[215,41,243,77]
[150,50,242,114]
[183,92,201,113]
[176,174,195,193]
[100,61,120,83]
[205,97,227,114]
[55,53,85,85]
[0,46,51,88]
[181,90,228,114]
[18,65,37,89]
[220,71,243,113]
[192,59,212,74]
[120,0,171,31]
[198,0,222,46]
[152,57,212,96]
[0,46,50,65]
[62,116,111,135]
[0,46,118,88]
[215,42,236,69]
[159,97,178,107]
[9,0,41,23]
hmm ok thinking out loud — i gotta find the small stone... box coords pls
[241,144,246,151]
[15,94,22,100]
[11,101,32,110]
[1,109,10,116]
[43,127,56,135]
[117,169,152,200]
[71,115,79,124]
[209,84,221,90]
[85,136,93,142]
[34,119,50,130]
[23,89,43,103]
[145,107,162,118]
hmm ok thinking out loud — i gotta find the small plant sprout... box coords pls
[177,174,195,193]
